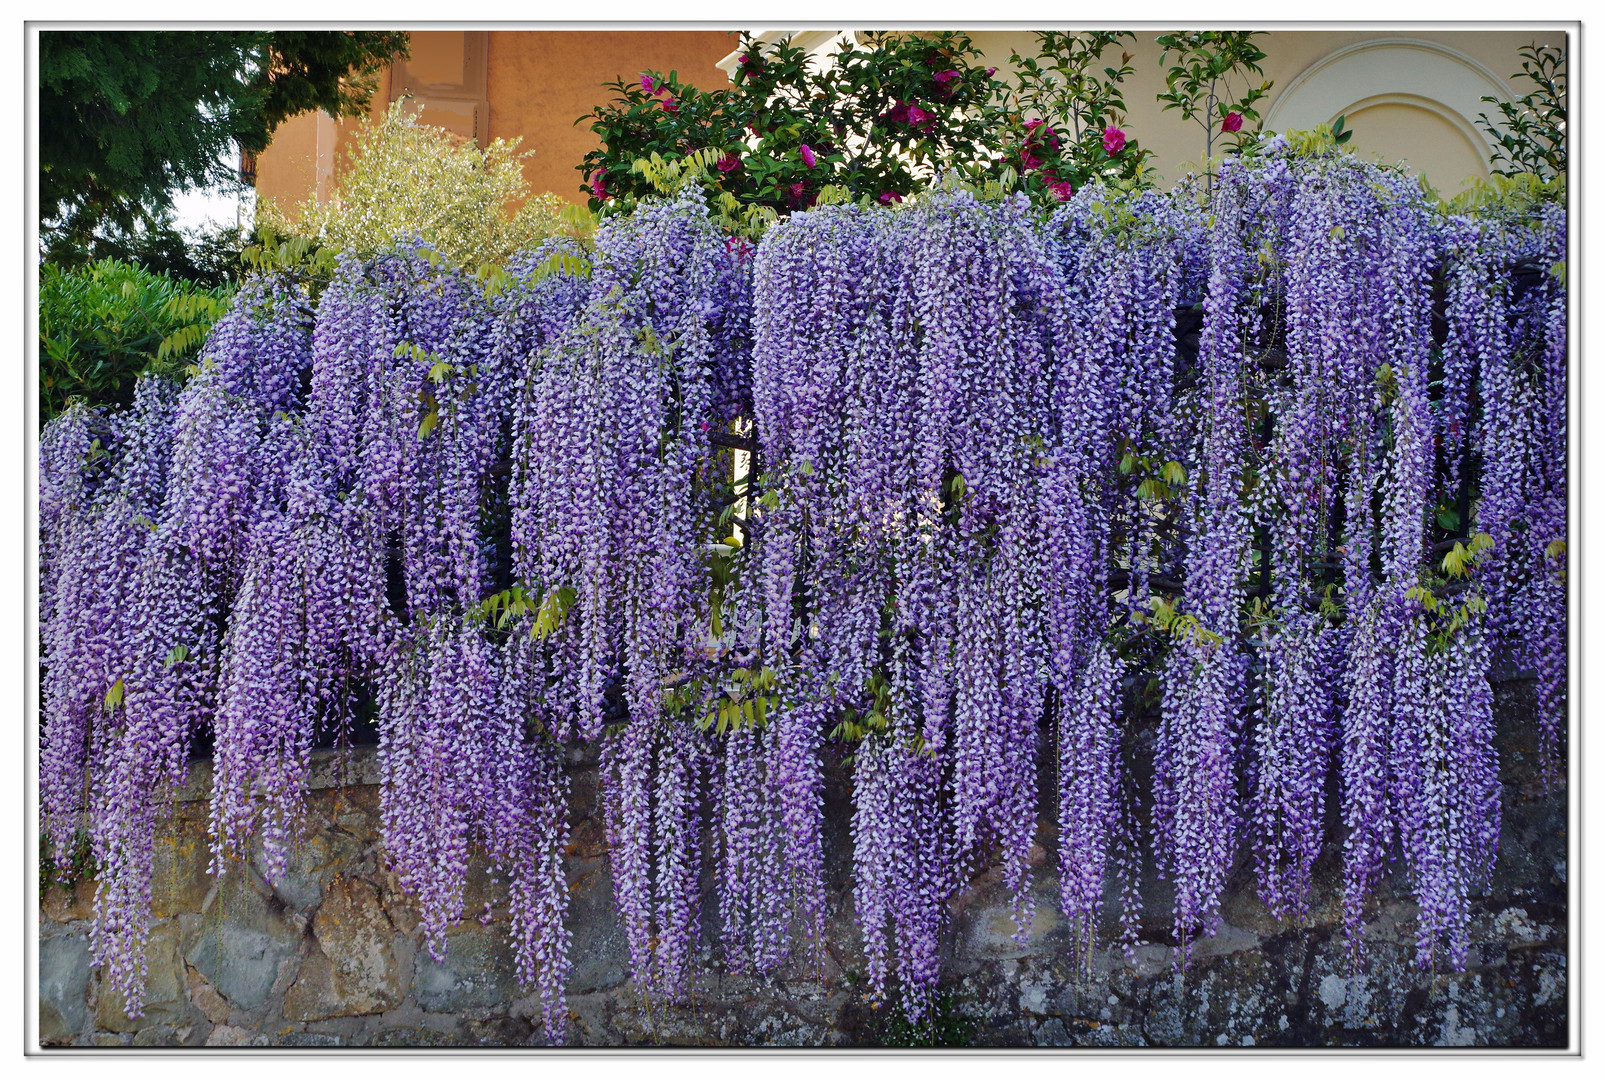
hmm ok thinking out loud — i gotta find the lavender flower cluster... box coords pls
[39,150,1565,1031]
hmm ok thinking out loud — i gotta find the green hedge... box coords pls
[39,258,233,424]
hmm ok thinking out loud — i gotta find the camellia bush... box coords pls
[40,135,1565,1040]
[581,30,1158,216]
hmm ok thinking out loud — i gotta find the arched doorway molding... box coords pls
[1264,38,1512,159]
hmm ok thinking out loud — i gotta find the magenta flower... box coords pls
[641,75,656,94]
[1222,112,1244,133]
[659,94,679,115]
[986,66,997,77]
[934,69,961,94]
[1103,126,1126,155]
[591,173,609,201]
[1048,179,1074,202]
[884,101,912,126]
[1020,147,1043,172]
[878,190,902,205]
[907,105,935,132]
[1025,119,1060,149]
[717,152,741,173]
[799,144,817,169]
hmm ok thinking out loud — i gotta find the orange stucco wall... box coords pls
[254,30,736,216]
[489,31,738,203]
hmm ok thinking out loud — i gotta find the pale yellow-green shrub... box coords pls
[260,98,580,268]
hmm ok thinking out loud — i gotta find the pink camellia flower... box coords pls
[1048,179,1075,202]
[789,181,807,202]
[934,69,961,94]
[591,174,609,201]
[907,105,935,131]
[1019,147,1043,172]
[799,144,817,168]
[659,94,679,115]
[884,100,912,126]
[641,75,656,93]
[1025,119,1060,149]
[986,66,997,77]
[879,190,903,205]
[717,152,741,173]
[1221,111,1244,133]
[1103,126,1126,155]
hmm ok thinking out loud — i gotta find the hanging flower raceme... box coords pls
[1039,189,1197,962]
[1250,610,1337,919]
[39,383,181,1016]
[200,272,316,416]
[1254,160,1395,923]
[904,193,1055,936]
[510,187,752,1000]
[209,419,346,882]
[1155,155,1291,954]
[485,632,573,1041]
[1443,206,1568,781]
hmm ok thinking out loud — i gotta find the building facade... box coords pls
[253,27,1565,217]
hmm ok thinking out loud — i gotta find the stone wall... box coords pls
[38,679,1568,1048]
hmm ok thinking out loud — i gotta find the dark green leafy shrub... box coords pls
[1477,42,1567,181]
[38,258,233,424]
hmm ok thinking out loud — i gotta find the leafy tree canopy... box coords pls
[40,30,410,243]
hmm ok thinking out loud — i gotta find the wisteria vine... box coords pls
[39,147,1566,1032]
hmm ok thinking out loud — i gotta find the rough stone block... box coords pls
[565,857,628,994]
[183,870,303,1012]
[131,1023,210,1046]
[274,1031,344,1046]
[41,875,97,924]
[206,1024,271,1046]
[152,827,215,918]
[38,933,91,1044]
[365,1025,465,1047]
[185,963,232,1024]
[96,922,192,1033]
[463,1015,534,1044]
[283,874,405,1021]
[415,925,520,1012]
[253,816,370,914]
[956,883,1064,960]
[459,854,512,923]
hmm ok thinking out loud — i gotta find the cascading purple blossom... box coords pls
[1390,612,1500,968]
[1442,205,1568,781]
[1155,155,1286,953]
[509,188,751,1000]
[1250,611,1337,919]
[38,150,1564,1024]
